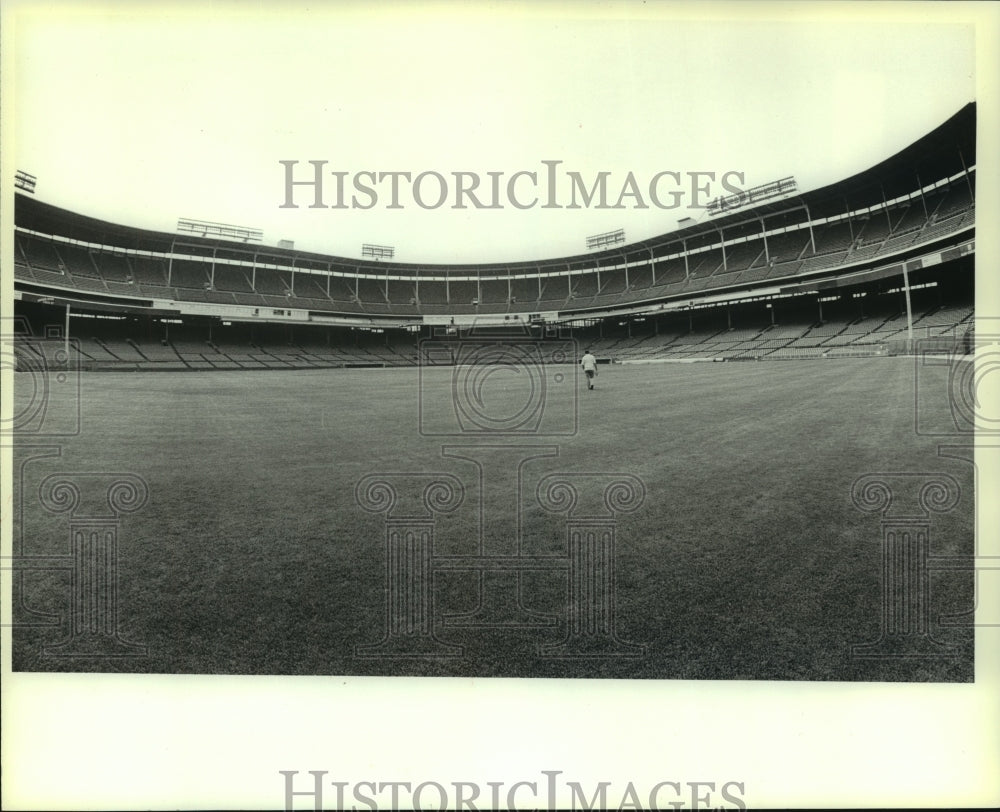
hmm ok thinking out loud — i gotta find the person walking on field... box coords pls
[581,348,598,390]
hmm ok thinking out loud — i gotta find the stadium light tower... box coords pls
[177,218,263,242]
[15,170,37,193]
[707,176,797,216]
[362,244,395,260]
[586,228,625,251]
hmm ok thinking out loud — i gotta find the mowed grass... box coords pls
[12,357,974,680]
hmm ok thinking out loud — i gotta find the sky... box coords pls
[11,2,976,265]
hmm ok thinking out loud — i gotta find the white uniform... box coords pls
[581,352,597,388]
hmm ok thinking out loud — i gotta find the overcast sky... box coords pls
[12,3,975,264]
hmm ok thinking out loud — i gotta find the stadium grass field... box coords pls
[12,357,974,681]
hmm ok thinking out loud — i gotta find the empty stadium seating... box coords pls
[13,166,973,319]
[213,265,255,293]
[10,103,976,371]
